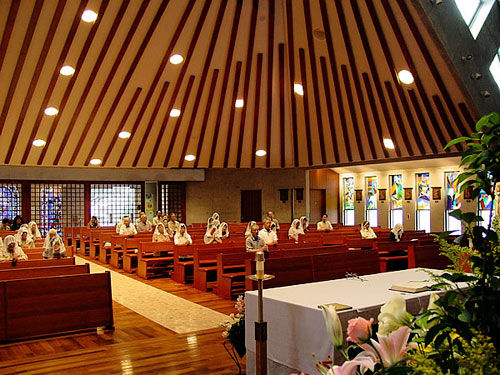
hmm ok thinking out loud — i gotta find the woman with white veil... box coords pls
[43,229,67,259]
[28,221,42,239]
[245,221,256,238]
[1,235,28,261]
[288,219,301,241]
[18,227,35,249]
[174,224,192,246]
[152,222,170,242]
[216,222,230,240]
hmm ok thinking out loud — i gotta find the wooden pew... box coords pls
[245,255,314,291]
[217,252,252,300]
[0,272,113,341]
[375,241,412,272]
[0,264,89,280]
[171,246,195,284]
[0,258,75,269]
[136,241,174,279]
[345,238,376,250]
[408,244,449,269]
[90,230,115,259]
[193,246,245,291]
[110,236,150,269]
[312,250,379,282]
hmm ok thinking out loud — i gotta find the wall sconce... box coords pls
[480,90,491,97]
[461,54,472,61]
[279,189,289,203]
[471,73,482,80]
[295,188,304,202]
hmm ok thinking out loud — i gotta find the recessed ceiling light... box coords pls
[256,149,267,157]
[397,70,414,84]
[169,54,184,64]
[118,131,131,139]
[81,10,98,23]
[294,83,304,96]
[90,158,102,165]
[383,138,395,149]
[235,99,244,108]
[44,107,58,116]
[32,139,46,147]
[170,109,181,117]
[184,154,196,161]
[60,65,75,76]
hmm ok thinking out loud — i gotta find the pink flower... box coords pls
[326,352,376,375]
[360,326,413,367]
[346,317,374,344]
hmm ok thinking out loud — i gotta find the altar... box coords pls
[245,268,440,374]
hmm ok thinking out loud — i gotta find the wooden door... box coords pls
[241,190,262,222]
[310,189,326,224]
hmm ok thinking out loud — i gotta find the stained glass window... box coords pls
[159,182,186,223]
[366,176,378,227]
[0,183,22,220]
[31,183,85,235]
[478,187,495,228]
[445,171,462,233]
[343,177,354,226]
[416,173,430,232]
[390,175,403,227]
[91,183,143,227]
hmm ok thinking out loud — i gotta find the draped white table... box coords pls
[245,268,440,374]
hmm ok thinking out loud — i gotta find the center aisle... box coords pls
[75,256,228,334]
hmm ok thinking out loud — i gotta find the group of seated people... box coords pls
[0,218,67,262]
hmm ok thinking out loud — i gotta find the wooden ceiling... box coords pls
[0,0,478,169]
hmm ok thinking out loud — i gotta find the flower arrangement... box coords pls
[220,295,246,358]
[310,112,500,375]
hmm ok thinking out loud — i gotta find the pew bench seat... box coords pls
[137,256,174,279]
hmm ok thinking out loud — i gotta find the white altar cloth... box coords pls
[245,268,440,374]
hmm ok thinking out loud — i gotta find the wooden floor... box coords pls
[0,255,246,374]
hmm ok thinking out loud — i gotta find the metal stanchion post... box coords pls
[247,251,274,375]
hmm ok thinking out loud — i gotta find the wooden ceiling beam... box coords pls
[278,43,286,168]
[53,0,129,165]
[20,0,89,165]
[4,0,67,164]
[178,0,228,168]
[298,48,313,166]
[0,0,20,70]
[223,61,242,168]
[250,53,263,168]
[265,0,275,168]
[147,0,209,167]
[82,0,164,166]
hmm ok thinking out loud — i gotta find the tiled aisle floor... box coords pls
[75,256,228,334]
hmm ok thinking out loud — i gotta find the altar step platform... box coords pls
[245,268,451,375]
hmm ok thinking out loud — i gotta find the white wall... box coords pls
[186,169,307,225]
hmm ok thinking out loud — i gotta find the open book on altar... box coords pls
[319,302,352,311]
[390,281,434,293]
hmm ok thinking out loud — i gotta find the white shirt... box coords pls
[120,224,137,235]
[259,228,278,245]
[174,232,192,246]
[317,220,333,231]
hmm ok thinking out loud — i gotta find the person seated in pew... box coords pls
[216,222,230,240]
[259,219,278,246]
[167,212,180,234]
[152,222,170,242]
[360,220,377,239]
[43,229,67,259]
[87,216,100,229]
[0,218,11,230]
[162,218,174,237]
[135,211,146,225]
[317,214,333,232]
[245,221,257,238]
[10,215,24,231]
[28,221,42,239]
[152,210,163,226]
[1,235,28,262]
[288,219,301,242]
[136,213,153,232]
[207,217,215,231]
[116,216,126,233]
[266,210,280,230]
[18,227,35,249]
[119,216,138,236]
[204,225,222,244]
[299,216,309,234]
[174,223,192,246]
[389,223,404,242]
[212,212,220,222]
[246,224,268,253]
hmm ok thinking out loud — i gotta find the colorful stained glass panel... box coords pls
[446,171,461,210]
[366,176,377,210]
[344,178,354,210]
[0,183,22,220]
[479,189,494,210]
[390,175,403,210]
[416,173,430,210]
